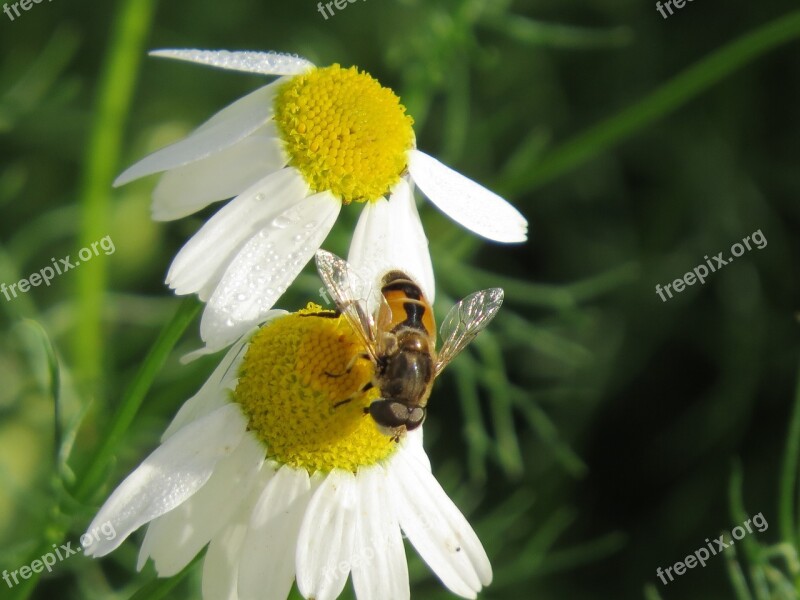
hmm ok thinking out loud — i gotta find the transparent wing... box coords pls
[435,288,504,376]
[315,249,390,362]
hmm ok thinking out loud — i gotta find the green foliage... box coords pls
[1,0,798,598]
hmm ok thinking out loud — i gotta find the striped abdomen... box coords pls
[380,271,436,342]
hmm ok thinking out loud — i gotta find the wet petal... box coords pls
[199,191,341,351]
[166,168,308,298]
[83,404,248,558]
[137,434,265,576]
[150,48,314,76]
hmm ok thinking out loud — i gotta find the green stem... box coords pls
[74,297,200,503]
[504,9,800,195]
[74,0,156,389]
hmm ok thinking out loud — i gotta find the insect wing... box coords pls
[315,250,387,361]
[435,288,504,376]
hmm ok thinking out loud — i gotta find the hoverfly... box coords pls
[315,250,504,440]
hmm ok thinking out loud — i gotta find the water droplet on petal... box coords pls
[272,215,291,229]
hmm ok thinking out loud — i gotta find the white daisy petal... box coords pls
[351,465,410,600]
[202,467,274,600]
[408,149,528,243]
[152,123,287,221]
[402,428,431,472]
[347,179,434,301]
[238,466,313,600]
[166,168,308,298]
[84,403,248,558]
[388,447,492,598]
[296,470,358,600]
[115,82,282,186]
[150,49,314,76]
[203,520,245,600]
[347,196,390,284]
[161,334,252,441]
[200,190,341,351]
[387,179,435,301]
[137,433,265,576]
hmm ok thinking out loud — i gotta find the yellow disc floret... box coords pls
[273,64,414,204]
[233,303,396,473]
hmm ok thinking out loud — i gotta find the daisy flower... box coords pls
[115,49,527,352]
[84,304,492,600]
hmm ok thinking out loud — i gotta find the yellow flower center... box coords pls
[233,303,397,473]
[273,64,414,204]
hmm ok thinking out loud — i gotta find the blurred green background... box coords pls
[1,0,799,598]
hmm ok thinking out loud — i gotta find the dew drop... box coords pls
[272,215,291,229]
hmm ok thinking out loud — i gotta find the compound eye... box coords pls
[369,400,409,428]
[405,407,426,431]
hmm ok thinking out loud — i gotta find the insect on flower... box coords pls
[85,302,494,600]
[316,250,504,440]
